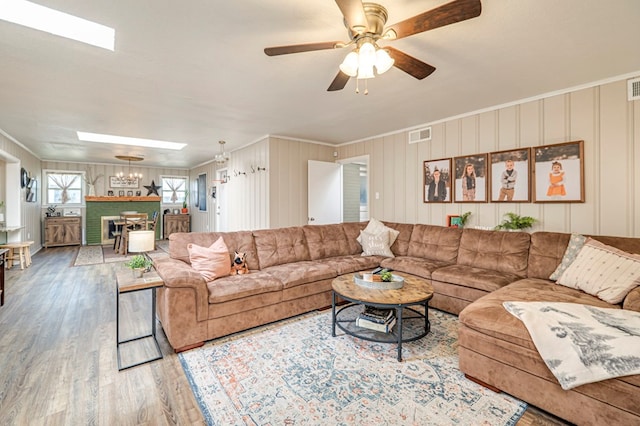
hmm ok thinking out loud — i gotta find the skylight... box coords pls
[0,0,115,51]
[77,132,187,150]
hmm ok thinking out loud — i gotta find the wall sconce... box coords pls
[234,170,246,177]
[250,165,267,173]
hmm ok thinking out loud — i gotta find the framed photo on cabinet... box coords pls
[423,158,452,203]
[533,140,585,203]
[453,154,488,203]
[489,148,531,202]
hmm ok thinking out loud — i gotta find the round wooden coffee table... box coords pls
[331,271,434,361]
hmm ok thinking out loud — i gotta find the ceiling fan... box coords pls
[264,0,482,93]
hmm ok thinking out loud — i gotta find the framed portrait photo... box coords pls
[423,158,452,203]
[447,215,462,228]
[453,154,488,203]
[533,140,585,203]
[489,148,531,202]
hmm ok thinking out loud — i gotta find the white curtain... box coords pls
[166,180,184,203]
[49,175,78,204]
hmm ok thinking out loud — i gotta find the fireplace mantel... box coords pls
[85,196,161,202]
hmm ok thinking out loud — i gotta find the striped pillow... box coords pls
[557,238,640,304]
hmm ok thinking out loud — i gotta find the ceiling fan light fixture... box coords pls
[339,51,359,77]
[375,48,394,74]
[356,42,376,80]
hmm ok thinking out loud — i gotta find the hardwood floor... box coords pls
[0,246,568,425]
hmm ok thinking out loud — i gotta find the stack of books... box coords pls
[356,305,396,333]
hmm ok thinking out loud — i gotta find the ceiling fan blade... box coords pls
[335,0,368,34]
[385,0,481,40]
[385,47,436,80]
[264,41,342,56]
[327,71,350,91]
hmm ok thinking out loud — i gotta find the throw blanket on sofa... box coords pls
[503,301,640,390]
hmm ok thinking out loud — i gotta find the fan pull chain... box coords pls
[364,79,369,95]
[355,79,359,94]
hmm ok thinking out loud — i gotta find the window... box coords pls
[161,176,188,204]
[44,170,84,205]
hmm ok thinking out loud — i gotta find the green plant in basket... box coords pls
[380,270,393,282]
[125,254,152,271]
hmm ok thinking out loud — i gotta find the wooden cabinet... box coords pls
[163,214,190,239]
[44,217,82,248]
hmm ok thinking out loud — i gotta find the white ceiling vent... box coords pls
[408,126,431,144]
[628,77,640,101]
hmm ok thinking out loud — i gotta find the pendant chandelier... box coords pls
[114,155,143,185]
[214,140,230,165]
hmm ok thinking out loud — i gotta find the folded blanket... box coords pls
[503,301,640,390]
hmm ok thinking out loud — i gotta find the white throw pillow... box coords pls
[356,218,400,247]
[549,233,587,281]
[557,238,640,304]
[359,230,394,258]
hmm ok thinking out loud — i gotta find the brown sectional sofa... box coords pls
[154,222,640,425]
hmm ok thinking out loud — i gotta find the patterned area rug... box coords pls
[179,309,527,425]
[72,240,170,266]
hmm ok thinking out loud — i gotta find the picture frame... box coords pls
[453,154,488,203]
[423,158,452,203]
[489,148,531,202]
[107,190,114,196]
[118,190,125,197]
[447,215,462,228]
[533,140,585,203]
[109,176,139,188]
[135,190,141,196]
[126,190,133,196]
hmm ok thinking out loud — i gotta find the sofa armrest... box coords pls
[623,286,640,312]
[155,257,209,322]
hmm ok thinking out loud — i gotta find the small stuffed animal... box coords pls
[231,251,249,275]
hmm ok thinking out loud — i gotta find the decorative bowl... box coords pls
[354,273,404,290]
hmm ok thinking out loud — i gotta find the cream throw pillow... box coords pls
[188,237,231,281]
[359,230,394,258]
[356,218,400,247]
[557,238,640,304]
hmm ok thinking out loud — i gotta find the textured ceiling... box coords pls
[1,0,639,168]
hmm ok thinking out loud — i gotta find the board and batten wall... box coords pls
[337,79,640,237]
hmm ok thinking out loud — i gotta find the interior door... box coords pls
[308,160,342,225]
[215,170,229,232]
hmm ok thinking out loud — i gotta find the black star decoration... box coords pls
[144,180,161,196]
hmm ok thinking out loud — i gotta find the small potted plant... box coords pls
[459,211,472,228]
[495,212,537,231]
[182,190,189,214]
[125,254,153,278]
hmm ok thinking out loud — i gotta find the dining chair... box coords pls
[119,213,148,255]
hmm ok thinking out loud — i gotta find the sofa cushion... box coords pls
[359,229,394,257]
[459,279,619,351]
[187,237,231,281]
[170,231,259,270]
[341,222,367,255]
[549,233,587,280]
[317,255,382,275]
[407,224,462,264]
[527,232,572,279]
[458,228,530,277]
[556,238,640,304]
[432,264,522,293]
[381,256,452,280]
[303,224,351,260]
[262,261,336,288]
[382,222,414,257]
[253,227,310,269]
[207,271,283,303]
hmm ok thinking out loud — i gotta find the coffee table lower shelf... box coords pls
[331,294,431,362]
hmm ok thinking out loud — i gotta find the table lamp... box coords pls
[127,230,155,270]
